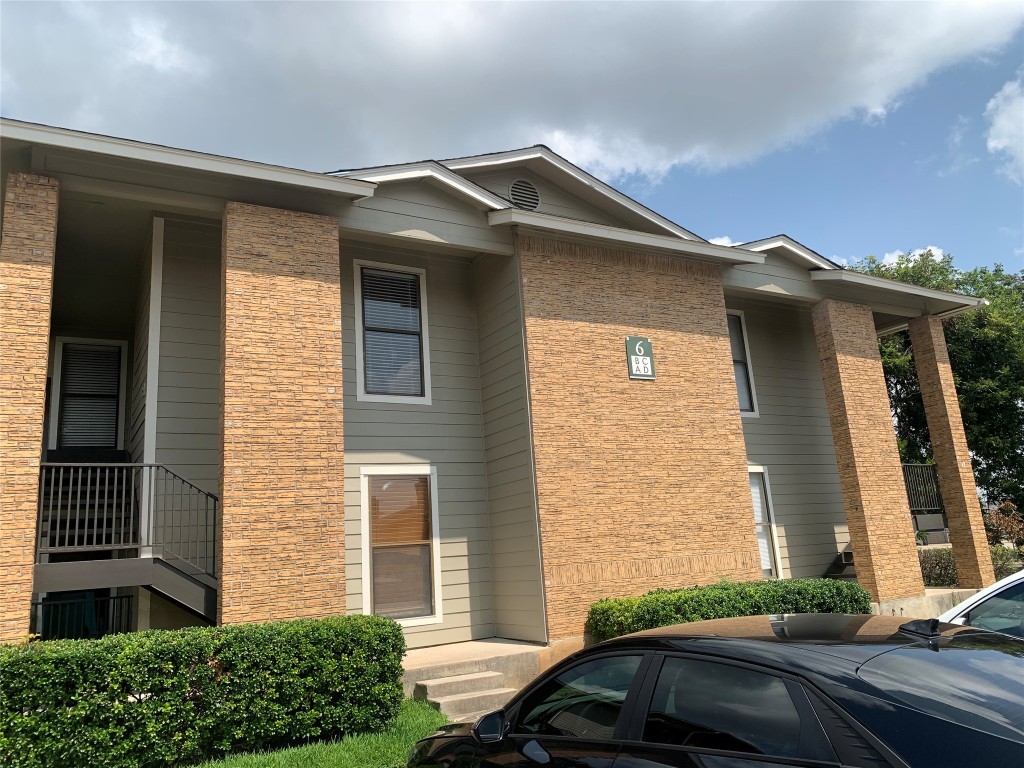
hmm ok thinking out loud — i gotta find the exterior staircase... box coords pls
[404,639,546,722]
[415,671,519,722]
[34,463,219,631]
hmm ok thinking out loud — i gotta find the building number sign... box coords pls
[626,336,655,380]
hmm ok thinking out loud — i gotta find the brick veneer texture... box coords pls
[811,299,924,602]
[220,202,345,624]
[907,315,994,588]
[517,235,762,641]
[0,173,59,643]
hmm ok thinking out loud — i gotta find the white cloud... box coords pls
[937,115,979,177]
[126,18,206,75]
[0,3,1021,180]
[709,236,741,247]
[882,246,947,265]
[985,71,1024,184]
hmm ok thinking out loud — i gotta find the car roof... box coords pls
[593,614,985,667]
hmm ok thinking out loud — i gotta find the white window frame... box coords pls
[359,464,443,627]
[353,259,432,405]
[727,309,759,418]
[749,465,782,580]
[48,337,129,451]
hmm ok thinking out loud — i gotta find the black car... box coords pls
[407,613,1024,767]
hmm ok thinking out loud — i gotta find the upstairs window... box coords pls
[355,261,431,403]
[727,312,757,415]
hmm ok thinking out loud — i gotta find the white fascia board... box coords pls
[1,118,376,199]
[810,269,988,308]
[489,209,765,265]
[444,147,702,242]
[742,236,838,270]
[342,162,510,210]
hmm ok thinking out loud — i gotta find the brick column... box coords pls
[220,202,345,624]
[812,299,924,602]
[907,315,994,588]
[0,173,59,643]
[518,235,761,642]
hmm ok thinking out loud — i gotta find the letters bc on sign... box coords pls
[626,336,655,380]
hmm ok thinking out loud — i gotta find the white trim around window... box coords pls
[353,259,432,405]
[749,465,783,580]
[727,309,759,418]
[48,337,129,451]
[359,464,443,627]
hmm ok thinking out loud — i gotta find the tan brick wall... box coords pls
[811,299,923,602]
[517,235,761,641]
[908,315,994,588]
[220,202,345,624]
[0,173,59,643]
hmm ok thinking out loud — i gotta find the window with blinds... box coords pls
[750,471,779,579]
[57,343,122,449]
[369,474,434,619]
[728,313,757,413]
[360,267,425,397]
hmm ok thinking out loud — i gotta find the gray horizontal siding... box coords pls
[343,241,494,648]
[464,168,630,229]
[339,181,513,255]
[128,236,151,464]
[155,217,221,497]
[728,296,848,578]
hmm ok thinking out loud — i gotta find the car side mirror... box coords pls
[473,710,506,743]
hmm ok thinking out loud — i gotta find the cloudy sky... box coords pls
[2,1,1022,269]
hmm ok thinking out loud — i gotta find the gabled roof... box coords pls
[1,118,376,199]
[441,145,704,241]
[739,234,841,270]
[332,160,509,210]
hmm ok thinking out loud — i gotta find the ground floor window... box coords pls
[360,465,442,625]
[749,468,780,579]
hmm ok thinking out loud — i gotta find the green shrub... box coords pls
[990,546,1024,580]
[0,614,404,768]
[919,547,958,586]
[586,578,872,643]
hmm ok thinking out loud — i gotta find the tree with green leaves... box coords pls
[852,250,1023,509]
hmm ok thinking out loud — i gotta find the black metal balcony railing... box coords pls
[902,463,944,514]
[37,463,218,578]
[30,593,134,640]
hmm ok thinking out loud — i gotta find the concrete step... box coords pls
[428,687,518,721]
[415,670,505,700]
[401,639,545,698]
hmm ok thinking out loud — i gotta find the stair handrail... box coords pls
[37,462,218,579]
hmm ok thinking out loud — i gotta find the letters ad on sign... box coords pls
[626,336,656,380]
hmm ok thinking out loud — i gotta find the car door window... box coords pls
[517,655,644,740]
[642,657,827,760]
[965,581,1024,637]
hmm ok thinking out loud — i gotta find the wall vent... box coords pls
[509,179,541,211]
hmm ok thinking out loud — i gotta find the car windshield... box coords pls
[858,633,1024,743]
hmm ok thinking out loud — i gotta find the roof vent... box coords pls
[509,179,540,211]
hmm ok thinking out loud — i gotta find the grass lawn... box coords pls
[196,700,448,768]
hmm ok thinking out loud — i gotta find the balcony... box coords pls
[34,463,219,634]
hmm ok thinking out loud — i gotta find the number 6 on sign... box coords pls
[625,336,656,380]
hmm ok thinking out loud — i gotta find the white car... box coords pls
[937,566,1024,638]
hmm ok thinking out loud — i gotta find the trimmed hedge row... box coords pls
[587,578,872,643]
[0,614,404,768]
[920,545,1024,586]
